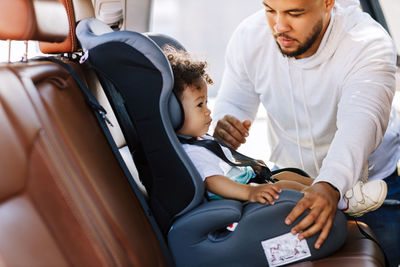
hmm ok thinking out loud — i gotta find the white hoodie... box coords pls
[213,0,397,198]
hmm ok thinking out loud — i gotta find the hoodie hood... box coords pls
[296,0,365,69]
[337,0,361,8]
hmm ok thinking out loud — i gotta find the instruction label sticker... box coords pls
[261,232,311,266]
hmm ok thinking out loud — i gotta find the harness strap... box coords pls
[178,135,276,182]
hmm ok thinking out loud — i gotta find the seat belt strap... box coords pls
[178,135,274,180]
[34,56,114,127]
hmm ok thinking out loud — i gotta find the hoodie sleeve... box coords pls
[212,22,260,124]
[314,28,397,198]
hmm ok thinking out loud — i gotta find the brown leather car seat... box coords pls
[0,0,169,266]
[0,0,386,266]
[40,0,148,196]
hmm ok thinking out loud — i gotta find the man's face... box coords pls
[263,0,333,59]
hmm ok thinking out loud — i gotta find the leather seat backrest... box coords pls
[40,0,148,196]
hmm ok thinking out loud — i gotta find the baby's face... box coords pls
[177,78,212,137]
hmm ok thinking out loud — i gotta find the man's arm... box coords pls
[286,27,397,250]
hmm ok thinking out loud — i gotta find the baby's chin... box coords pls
[200,129,209,137]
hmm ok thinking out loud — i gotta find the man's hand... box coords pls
[284,182,340,249]
[213,115,251,149]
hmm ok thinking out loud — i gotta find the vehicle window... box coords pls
[0,40,42,63]
[379,0,400,54]
[150,0,262,97]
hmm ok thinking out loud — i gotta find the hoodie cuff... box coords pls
[312,172,348,202]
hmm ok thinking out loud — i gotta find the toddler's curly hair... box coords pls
[163,45,213,99]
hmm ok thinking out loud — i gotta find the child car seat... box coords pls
[76,18,347,267]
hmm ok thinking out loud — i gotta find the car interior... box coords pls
[0,0,393,266]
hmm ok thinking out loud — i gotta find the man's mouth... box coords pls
[277,36,296,47]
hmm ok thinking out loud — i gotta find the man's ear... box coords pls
[325,0,335,12]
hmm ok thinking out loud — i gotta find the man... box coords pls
[212,0,398,260]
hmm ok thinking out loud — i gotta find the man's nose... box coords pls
[274,13,290,33]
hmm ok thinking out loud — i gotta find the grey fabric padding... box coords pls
[142,32,186,131]
[76,18,204,217]
[77,19,184,132]
[168,190,348,267]
[144,32,187,51]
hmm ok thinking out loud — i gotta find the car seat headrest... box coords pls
[76,18,184,130]
[143,33,187,52]
[0,0,68,42]
[143,33,186,131]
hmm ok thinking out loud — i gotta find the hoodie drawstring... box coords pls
[288,60,320,174]
[299,73,320,174]
[288,61,306,171]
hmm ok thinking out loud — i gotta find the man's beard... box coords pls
[275,19,323,58]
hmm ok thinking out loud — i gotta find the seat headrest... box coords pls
[76,18,185,130]
[39,0,95,54]
[0,0,68,42]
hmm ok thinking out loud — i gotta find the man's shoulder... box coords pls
[331,4,396,63]
[336,4,394,48]
[349,15,392,44]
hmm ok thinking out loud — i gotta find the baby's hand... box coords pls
[248,184,281,204]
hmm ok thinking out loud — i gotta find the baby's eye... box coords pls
[197,102,203,107]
